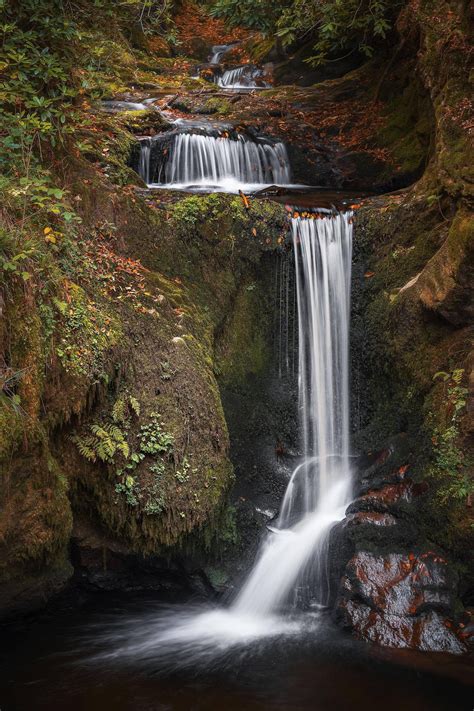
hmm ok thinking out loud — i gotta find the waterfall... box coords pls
[217,66,269,89]
[218,67,246,87]
[138,138,150,185]
[140,133,292,191]
[232,212,353,615]
[91,212,355,660]
[209,44,234,64]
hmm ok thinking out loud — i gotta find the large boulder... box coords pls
[336,550,466,654]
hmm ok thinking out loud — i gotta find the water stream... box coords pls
[232,213,353,616]
[78,211,354,662]
[139,132,294,192]
[217,65,269,89]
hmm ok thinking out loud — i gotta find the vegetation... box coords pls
[429,370,473,507]
[210,0,404,64]
[0,0,471,622]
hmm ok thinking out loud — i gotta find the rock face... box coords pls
[337,551,465,654]
[331,435,468,654]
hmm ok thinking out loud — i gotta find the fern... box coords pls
[129,396,140,417]
[112,395,140,423]
[74,422,129,464]
[112,398,126,423]
[73,435,98,462]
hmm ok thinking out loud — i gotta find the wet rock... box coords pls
[336,551,466,654]
[341,507,417,549]
[458,608,474,648]
[355,433,414,496]
[417,211,474,326]
[345,511,398,527]
[347,479,429,515]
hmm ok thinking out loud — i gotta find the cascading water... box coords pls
[232,212,353,615]
[139,132,292,192]
[93,211,354,661]
[209,44,235,64]
[218,66,245,87]
[217,66,269,89]
[138,139,150,185]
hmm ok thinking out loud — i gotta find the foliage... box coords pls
[278,0,403,64]
[138,412,174,454]
[428,369,473,506]
[73,404,174,514]
[210,0,285,33]
[210,0,404,64]
[73,422,130,463]
[0,367,24,415]
[112,394,141,423]
[54,285,121,379]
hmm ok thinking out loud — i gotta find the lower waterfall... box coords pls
[233,212,353,615]
[92,212,354,661]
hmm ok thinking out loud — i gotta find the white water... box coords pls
[233,213,353,615]
[218,66,245,87]
[138,140,150,185]
[217,66,269,89]
[93,213,354,659]
[141,133,292,191]
[209,44,235,64]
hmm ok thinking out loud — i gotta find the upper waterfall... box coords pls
[138,131,292,192]
[209,44,235,64]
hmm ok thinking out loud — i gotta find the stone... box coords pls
[336,550,466,654]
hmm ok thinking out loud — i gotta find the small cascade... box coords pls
[209,44,235,64]
[137,131,292,191]
[101,100,148,112]
[218,66,245,87]
[138,138,151,185]
[217,65,269,89]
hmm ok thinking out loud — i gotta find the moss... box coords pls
[377,78,433,177]
[353,193,473,594]
[216,277,271,387]
[203,97,232,115]
[54,283,122,380]
[0,443,73,599]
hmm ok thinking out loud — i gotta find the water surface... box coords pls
[1,592,472,711]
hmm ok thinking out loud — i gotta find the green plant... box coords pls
[0,367,24,415]
[115,479,139,507]
[112,394,141,423]
[138,412,174,454]
[143,478,166,515]
[429,369,473,504]
[73,422,130,463]
[54,285,120,379]
[210,0,402,65]
[175,455,191,483]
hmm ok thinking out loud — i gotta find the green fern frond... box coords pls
[129,396,140,417]
[112,398,126,423]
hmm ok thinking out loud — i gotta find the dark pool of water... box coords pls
[1,592,472,711]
